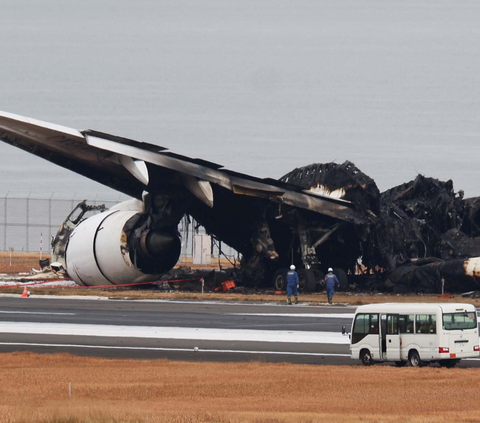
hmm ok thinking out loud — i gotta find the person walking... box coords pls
[325,268,339,304]
[286,264,299,305]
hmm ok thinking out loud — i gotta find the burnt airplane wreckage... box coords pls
[1,110,480,293]
[276,163,480,293]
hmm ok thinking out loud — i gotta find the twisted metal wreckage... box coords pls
[1,110,480,293]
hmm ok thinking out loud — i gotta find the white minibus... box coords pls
[346,303,479,367]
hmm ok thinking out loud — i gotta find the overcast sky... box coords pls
[1,0,479,198]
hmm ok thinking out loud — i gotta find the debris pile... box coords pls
[282,162,480,293]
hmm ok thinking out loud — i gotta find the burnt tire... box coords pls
[273,269,288,291]
[360,349,373,366]
[408,350,423,367]
[298,269,316,292]
[333,267,348,291]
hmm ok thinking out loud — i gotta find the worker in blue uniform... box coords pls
[286,264,299,305]
[325,267,340,304]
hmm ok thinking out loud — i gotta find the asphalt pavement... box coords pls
[0,296,479,367]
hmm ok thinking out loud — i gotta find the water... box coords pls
[0,0,479,198]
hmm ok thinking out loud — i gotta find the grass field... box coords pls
[1,352,479,423]
[2,254,480,422]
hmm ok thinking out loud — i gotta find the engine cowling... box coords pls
[64,200,181,286]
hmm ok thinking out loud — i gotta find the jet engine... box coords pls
[53,198,181,286]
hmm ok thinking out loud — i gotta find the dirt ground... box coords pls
[0,352,479,423]
[0,252,234,274]
[0,251,49,274]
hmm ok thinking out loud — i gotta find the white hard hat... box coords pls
[290,265,295,270]
[328,267,333,272]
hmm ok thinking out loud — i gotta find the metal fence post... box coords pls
[49,193,54,254]
[26,192,30,252]
[4,191,8,251]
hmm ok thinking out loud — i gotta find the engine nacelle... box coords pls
[64,200,181,286]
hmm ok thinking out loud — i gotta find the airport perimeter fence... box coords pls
[0,193,238,262]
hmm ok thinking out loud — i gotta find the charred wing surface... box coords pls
[186,162,378,285]
[0,112,146,199]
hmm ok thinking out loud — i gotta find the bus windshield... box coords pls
[443,312,477,330]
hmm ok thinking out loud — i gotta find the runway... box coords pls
[0,296,354,364]
[0,296,479,367]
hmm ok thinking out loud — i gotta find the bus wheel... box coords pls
[394,361,406,367]
[408,350,423,367]
[360,349,373,366]
[439,359,459,368]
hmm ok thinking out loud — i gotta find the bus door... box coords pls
[385,314,400,361]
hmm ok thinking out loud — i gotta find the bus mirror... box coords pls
[342,325,346,335]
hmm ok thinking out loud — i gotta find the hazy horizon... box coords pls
[1,1,479,198]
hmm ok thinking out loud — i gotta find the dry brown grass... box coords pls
[0,353,479,422]
[0,252,50,274]
[0,252,232,274]
[1,285,479,308]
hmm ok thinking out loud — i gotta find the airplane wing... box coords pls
[0,110,369,225]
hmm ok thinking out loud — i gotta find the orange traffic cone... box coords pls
[21,286,30,298]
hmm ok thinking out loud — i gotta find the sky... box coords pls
[0,0,479,198]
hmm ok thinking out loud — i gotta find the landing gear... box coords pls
[298,269,316,292]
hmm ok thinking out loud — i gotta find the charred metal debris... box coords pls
[277,162,480,293]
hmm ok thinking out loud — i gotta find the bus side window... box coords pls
[416,314,436,334]
[406,315,414,333]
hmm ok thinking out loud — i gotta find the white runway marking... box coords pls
[228,313,354,319]
[0,322,349,344]
[0,311,75,315]
[0,341,350,357]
